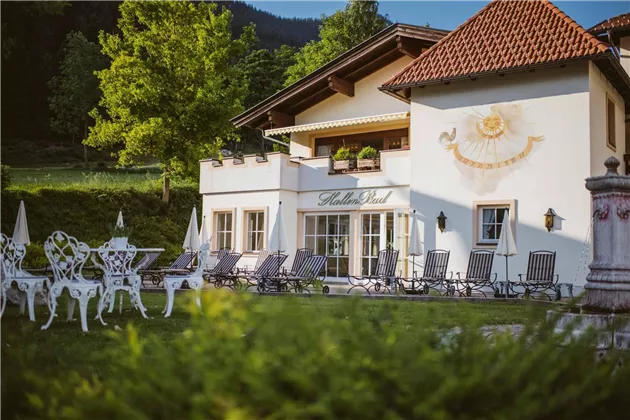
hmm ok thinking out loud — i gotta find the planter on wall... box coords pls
[333,160,356,172]
[357,158,380,170]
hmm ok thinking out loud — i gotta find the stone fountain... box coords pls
[553,157,630,349]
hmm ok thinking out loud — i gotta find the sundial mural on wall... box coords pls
[438,103,544,194]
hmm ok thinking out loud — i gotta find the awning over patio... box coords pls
[264,111,410,136]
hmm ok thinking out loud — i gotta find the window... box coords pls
[314,128,409,157]
[607,96,616,151]
[245,211,265,252]
[473,200,515,247]
[215,212,233,250]
[304,214,350,277]
[360,213,381,275]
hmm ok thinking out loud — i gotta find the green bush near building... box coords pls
[1,182,200,267]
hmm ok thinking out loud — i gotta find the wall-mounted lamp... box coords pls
[437,211,447,233]
[544,208,556,232]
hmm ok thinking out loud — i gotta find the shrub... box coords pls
[18,292,630,419]
[357,146,378,160]
[333,146,352,161]
[1,165,11,190]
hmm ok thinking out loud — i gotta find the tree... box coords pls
[86,1,254,203]
[48,31,107,161]
[242,45,295,108]
[284,1,388,86]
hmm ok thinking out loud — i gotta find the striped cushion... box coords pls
[135,252,160,271]
[170,252,195,270]
[289,248,314,275]
[217,248,231,261]
[210,253,242,275]
[294,255,328,278]
[256,253,288,277]
[423,250,450,279]
[525,251,556,283]
[465,250,494,280]
[254,249,272,271]
[375,249,399,277]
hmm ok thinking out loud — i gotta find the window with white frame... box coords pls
[245,211,265,252]
[214,212,233,250]
[474,202,514,246]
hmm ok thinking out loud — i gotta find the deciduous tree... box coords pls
[86,1,254,203]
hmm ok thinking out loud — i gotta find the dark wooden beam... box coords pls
[328,75,354,97]
[396,36,425,59]
[346,48,403,81]
[267,110,295,128]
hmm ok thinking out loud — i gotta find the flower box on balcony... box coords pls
[357,158,380,170]
[333,159,356,172]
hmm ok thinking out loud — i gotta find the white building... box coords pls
[201,2,630,290]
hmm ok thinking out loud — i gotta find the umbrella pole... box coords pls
[412,255,416,291]
[505,255,509,298]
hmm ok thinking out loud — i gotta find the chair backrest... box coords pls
[290,248,314,274]
[170,252,195,270]
[97,242,137,277]
[375,249,399,277]
[134,252,160,271]
[190,243,211,276]
[526,251,556,283]
[217,248,231,261]
[256,253,288,277]
[422,249,450,279]
[465,250,494,280]
[254,249,272,271]
[211,252,242,275]
[1,233,26,277]
[44,231,91,284]
[294,255,328,279]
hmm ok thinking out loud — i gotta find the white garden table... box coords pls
[89,246,165,320]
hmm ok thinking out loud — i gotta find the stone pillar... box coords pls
[582,157,630,312]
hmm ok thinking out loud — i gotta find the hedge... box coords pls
[1,184,200,267]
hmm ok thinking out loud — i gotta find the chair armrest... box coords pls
[518,273,525,281]
[456,272,463,280]
[553,274,559,284]
[446,271,454,280]
[491,273,497,282]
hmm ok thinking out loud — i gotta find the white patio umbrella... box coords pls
[268,201,288,276]
[12,200,30,246]
[496,209,517,298]
[182,206,201,252]
[116,210,125,229]
[408,210,423,279]
[199,215,210,245]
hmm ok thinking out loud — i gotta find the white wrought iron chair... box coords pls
[0,233,49,321]
[42,231,105,332]
[163,242,210,318]
[94,241,147,319]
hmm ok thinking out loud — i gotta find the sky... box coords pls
[244,1,630,31]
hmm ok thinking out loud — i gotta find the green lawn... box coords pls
[1,292,546,377]
[9,166,163,189]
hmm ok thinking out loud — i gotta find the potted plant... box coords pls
[332,146,354,172]
[357,146,380,170]
[110,225,132,248]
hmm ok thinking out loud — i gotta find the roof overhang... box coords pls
[380,52,630,114]
[264,112,410,136]
[232,23,448,130]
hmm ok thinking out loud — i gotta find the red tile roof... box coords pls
[382,0,610,89]
[589,12,630,34]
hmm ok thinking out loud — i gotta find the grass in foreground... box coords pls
[1,292,545,380]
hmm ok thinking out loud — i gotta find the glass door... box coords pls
[360,213,384,275]
[395,210,409,277]
[304,214,350,277]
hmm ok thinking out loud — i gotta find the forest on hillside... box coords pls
[1,1,319,155]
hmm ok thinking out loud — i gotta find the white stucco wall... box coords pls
[409,63,593,288]
[589,62,626,176]
[290,56,413,158]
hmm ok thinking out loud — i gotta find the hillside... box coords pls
[0,0,320,165]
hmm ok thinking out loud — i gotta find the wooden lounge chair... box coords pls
[509,251,560,300]
[455,250,497,297]
[347,248,399,295]
[399,250,451,295]
[204,252,242,289]
[275,254,328,294]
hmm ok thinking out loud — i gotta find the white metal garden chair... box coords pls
[42,231,105,332]
[94,241,147,319]
[163,242,209,318]
[0,233,49,321]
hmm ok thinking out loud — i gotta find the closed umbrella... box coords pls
[183,206,200,252]
[116,210,125,229]
[496,209,517,298]
[408,210,423,284]
[13,200,31,246]
[199,215,210,245]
